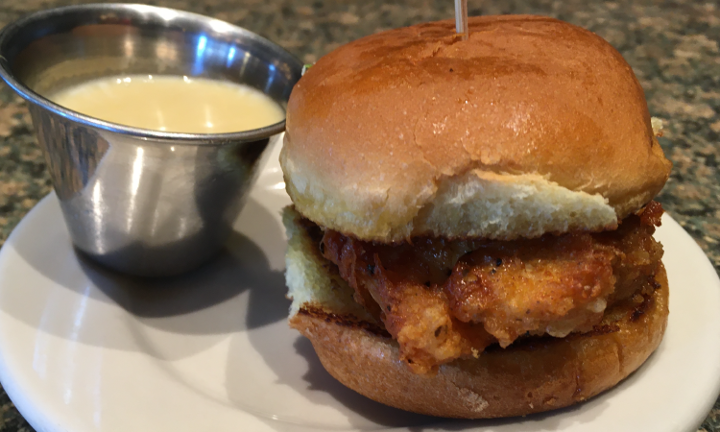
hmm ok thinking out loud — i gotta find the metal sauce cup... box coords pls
[0,4,302,277]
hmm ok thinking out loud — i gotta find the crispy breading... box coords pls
[444,215,663,347]
[321,233,495,373]
[321,203,664,374]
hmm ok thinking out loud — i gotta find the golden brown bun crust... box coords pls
[290,266,669,419]
[282,15,672,242]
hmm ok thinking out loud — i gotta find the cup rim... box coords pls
[0,3,302,144]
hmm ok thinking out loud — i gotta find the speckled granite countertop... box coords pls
[0,0,718,430]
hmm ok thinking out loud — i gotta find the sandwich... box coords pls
[280,15,672,418]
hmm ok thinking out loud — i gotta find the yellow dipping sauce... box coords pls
[50,75,285,134]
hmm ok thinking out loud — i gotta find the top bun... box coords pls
[281,15,672,242]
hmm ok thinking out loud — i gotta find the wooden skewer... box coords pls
[454,0,468,40]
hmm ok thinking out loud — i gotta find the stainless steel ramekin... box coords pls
[0,3,302,276]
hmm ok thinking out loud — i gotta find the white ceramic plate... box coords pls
[0,139,719,432]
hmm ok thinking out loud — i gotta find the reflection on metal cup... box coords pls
[0,4,302,276]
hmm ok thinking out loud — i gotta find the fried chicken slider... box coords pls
[280,15,673,419]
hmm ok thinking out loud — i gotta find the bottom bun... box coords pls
[284,208,669,419]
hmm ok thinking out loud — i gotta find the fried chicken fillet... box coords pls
[281,15,672,419]
[320,202,664,374]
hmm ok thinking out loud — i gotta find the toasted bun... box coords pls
[282,15,672,242]
[284,207,669,418]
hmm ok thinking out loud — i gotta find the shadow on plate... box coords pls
[7,196,287,357]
